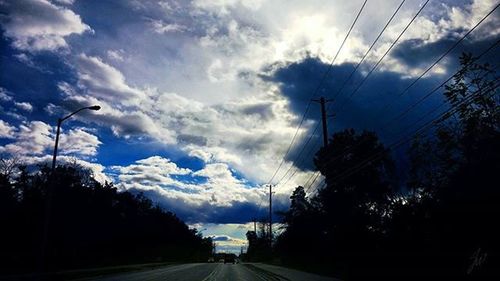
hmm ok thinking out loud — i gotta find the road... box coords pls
[78,263,339,281]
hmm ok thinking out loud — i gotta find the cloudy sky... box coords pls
[0,0,498,253]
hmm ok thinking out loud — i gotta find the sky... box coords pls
[0,0,498,253]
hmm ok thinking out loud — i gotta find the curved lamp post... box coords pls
[51,105,100,170]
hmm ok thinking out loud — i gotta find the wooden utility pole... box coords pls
[312,97,333,148]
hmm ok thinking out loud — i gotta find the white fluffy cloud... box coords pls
[14,101,33,112]
[150,19,186,34]
[0,0,91,52]
[112,156,192,188]
[191,0,499,80]
[0,87,13,102]
[75,54,145,104]
[0,120,101,158]
[56,52,307,185]
[112,155,267,214]
[0,120,15,139]
[57,54,166,143]
[107,49,125,61]
[53,0,75,5]
[0,121,53,155]
[59,128,102,156]
[193,163,241,185]
[0,120,107,182]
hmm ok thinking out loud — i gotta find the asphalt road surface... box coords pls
[80,263,339,281]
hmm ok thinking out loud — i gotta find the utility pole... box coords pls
[312,97,332,148]
[268,184,273,244]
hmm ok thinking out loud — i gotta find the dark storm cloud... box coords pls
[391,2,499,69]
[260,57,358,117]
[392,32,500,70]
[264,25,500,173]
[262,56,457,171]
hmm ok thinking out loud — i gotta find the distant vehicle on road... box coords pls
[224,253,237,264]
[207,257,215,263]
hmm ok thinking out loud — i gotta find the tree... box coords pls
[400,52,499,278]
[0,163,213,274]
[283,186,310,225]
[275,185,325,267]
[275,130,395,278]
[314,129,394,248]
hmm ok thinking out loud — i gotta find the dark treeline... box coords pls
[0,164,213,275]
[246,53,499,280]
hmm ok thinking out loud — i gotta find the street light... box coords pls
[51,105,100,170]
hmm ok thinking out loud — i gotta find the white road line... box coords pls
[201,264,219,281]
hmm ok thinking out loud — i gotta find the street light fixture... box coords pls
[51,105,100,170]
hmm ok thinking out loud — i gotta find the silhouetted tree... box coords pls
[398,52,500,278]
[284,186,310,224]
[273,130,395,278]
[0,163,213,275]
[275,186,324,267]
[313,130,395,276]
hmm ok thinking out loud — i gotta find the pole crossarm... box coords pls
[311,98,334,103]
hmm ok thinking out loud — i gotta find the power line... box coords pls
[375,2,500,122]
[301,43,499,195]
[334,83,499,184]
[328,79,500,186]
[277,138,318,188]
[307,174,328,197]
[265,0,368,185]
[389,63,499,141]
[261,1,499,216]
[388,67,498,141]
[335,0,430,114]
[275,125,319,185]
[290,3,499,193]
[381,40,500,131]
[307,50,499,193]
[305,171,322,193]
[332,0,407,101]
[275,0,410,189]
[252,0,369,221]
